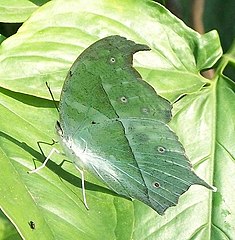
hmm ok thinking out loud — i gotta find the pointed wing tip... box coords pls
[204,183,217,192]
[134,43,151,53]
[211,185,217,192]
[198,180,217,192]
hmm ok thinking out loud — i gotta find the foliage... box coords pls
[0,0,234,239]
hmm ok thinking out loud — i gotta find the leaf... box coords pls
[0,0,221,102]
[204,0,235,53]
[0,35,6,45]
[0,0,234,239]
[0,210,21,240]
[0,0,38,23]
[170,42,235,239]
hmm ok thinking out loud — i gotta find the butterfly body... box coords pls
[57,35,212,215]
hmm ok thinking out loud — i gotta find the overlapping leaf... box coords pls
[0,0,221,102]
[0,0,234,240]
[0,0,38,22]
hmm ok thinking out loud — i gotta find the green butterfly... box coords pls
[32,35,214,215]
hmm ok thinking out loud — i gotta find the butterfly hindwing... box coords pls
[68,117,212,215]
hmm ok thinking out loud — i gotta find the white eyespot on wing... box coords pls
[157,146,166,153]
[110,57,116,63]
[120,96,128,103]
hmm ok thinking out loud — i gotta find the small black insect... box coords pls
[28,220,36,230]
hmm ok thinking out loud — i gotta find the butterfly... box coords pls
[30,35,214,215]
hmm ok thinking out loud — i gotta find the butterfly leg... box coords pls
[74,165,89,210]
[28,147,60,173]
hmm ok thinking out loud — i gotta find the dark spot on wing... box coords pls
[110,57,116,63]
[153,182,160,188]
[157,146,166,153]
[120,96,128,103]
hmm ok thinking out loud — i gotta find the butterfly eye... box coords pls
[157,146,166,153]
[110,57,116,63]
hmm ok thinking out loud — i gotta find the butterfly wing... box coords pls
[68,117,212,215]
[58,35,213,214]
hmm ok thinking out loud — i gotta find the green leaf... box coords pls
[0,210,21,240]
[204,0,235,53]
[0,34,6,45]
[170,41,235,239]
[0,0,221,102]
[0,0,38,23]
[0,0,234,239]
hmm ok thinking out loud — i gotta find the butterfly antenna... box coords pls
[46,81,59,113]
